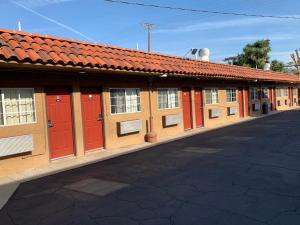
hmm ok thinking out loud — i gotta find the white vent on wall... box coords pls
[163,114,181,127]
[118,120,142,135]
[228,106,238,115]
[253,103,260,111]
[0,134,33,157]
[210,108,220,118]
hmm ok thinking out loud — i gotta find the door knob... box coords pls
[48,119,53,128]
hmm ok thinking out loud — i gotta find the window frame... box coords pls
[292,88,298,96]
[283,88,289,97]
[109,88,141,115]
[0,88,37,127]
[226,88,237,103]
[262,87,269,99]
[250,87,258,101]
[275,88,281,97]
[157,88,179,110]
[205,88,219,105]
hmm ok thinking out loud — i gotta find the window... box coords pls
[0,88,36,126]
[205,89,219,104]
[250,88,258,100]
[292,88,298,96]
[262,88,269,99]
[226,89,237,102]
[157,88,178,109]
[284,88,289,97]
[110,88,140,114]
[276,88,281,97]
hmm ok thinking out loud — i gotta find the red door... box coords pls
[288,88,292,107]
[194,89,203,127]
[273,88,276,110]
[269,88,273,110]
[238,88,244,118]
[244,89,250,116]
[182,88,192,130]
[81,88,104,151]
[46,89,74,159]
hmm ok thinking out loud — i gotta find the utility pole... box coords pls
[143,22,154,52]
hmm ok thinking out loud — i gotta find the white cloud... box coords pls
[155,17,290,34]
[11,0,95,41]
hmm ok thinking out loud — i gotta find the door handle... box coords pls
[97,113,103,121]
[48,119,53,128]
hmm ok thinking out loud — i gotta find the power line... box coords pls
[104,0,300,20]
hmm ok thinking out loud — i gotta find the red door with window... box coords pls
[194,89,203,127]
[81,88,104,151]
[182,88,192,130]
[238,88,244,118]
[244,89,250,116]
[46,89,74,159]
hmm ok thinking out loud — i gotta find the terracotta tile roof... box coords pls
[0,28,299,83]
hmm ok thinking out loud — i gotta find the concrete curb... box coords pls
[0,108,297,210]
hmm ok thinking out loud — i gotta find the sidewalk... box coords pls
[0,109,296,209]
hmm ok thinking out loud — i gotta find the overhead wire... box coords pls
[103,0,300,20]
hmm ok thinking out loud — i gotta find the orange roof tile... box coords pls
[0,28,299,83]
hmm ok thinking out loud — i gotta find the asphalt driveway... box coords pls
[1,110,300,225]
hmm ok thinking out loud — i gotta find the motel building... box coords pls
[0,28,300,176]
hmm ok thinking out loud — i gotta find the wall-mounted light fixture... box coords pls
[159,74,168,78]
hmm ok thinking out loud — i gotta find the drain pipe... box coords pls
[146,77,157,143]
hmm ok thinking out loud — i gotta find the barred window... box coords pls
[0,88,36,126]
[226,89,237,102]
[283,88,289,97]
[110,88,140,114]
[205,89,219,104]
[250,88,258,100]
[276,88,281,97]
[157,88,178,109]
[262,88,269,99]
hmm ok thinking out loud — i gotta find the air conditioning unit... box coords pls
[209,108,220,118]
[252,103,260,111]
[163,114,181,127]
[0,134,33,157]
[227,106,237,115]
[118,119,142,135]
[277,100,282,106]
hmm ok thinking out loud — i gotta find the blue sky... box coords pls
[1,0,300,63]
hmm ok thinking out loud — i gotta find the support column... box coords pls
[72,81,85,157]
[145,77,157,143]
[191,87,197,129]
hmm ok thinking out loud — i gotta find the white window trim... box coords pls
[205,88,219,105]
[109,88,141,115]
[226,88,237,103]
[0,88,37,127]
[157,88,179,110]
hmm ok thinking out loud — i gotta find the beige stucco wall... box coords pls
[203,88,240,127]
[0,89,49,176]
[0,71,299,176]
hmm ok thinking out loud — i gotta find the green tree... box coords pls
[224,39,271,69]
[270,60,284,72]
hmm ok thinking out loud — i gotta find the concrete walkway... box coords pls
[0,109,297,212]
